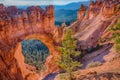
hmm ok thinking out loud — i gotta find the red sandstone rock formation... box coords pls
[69,0,120,49]
[77,4,86,21]
[0,0,120,80]
[0,4,63,80]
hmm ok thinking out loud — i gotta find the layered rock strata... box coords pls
[71,0,120,49]
[0,4,63,80]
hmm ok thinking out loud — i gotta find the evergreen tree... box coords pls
[109,18,120,53]
[57,29,82,80]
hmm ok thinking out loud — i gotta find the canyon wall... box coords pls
[71,0,120,49]
[0,4,63,80]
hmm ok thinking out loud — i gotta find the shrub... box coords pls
[86,61,103,69]
[55,73,76,80]
[109,19,120,53]
[114,44,120,53]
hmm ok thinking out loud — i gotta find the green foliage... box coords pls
[86,61,103,69]
[112,33,120,38]
[110,19,120,53]
[114,44,120,53]
[109,19,120,31]
[56,73,72,80]
[22,39,49,72]
[114,37,120,44]
[57,29,82,80]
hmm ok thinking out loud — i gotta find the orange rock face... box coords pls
[77,4,86,21]
[0,4,63,80]
[14,43,28,78]
[26,73,39,80]
[70,0,120,50]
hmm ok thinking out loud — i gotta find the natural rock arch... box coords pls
[0,4,63,80]
[14,34,61,79]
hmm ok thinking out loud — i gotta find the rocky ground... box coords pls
[54,46,120,80]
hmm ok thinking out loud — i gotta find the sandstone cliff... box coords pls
[0,4,63,80]
[69,0,120,50]
[58,0,120,80]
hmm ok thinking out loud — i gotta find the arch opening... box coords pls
[21,39,50,73]
[2,34,61,80]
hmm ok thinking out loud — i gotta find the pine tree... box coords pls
[57,29,82,80]
[109,18,120,53]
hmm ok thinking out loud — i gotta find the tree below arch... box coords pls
[22,39,50,72]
